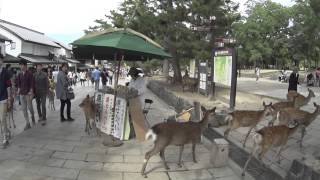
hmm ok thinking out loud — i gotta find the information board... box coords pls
[214,50,233,86]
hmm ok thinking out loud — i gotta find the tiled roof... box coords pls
[0,19,60,48]
[53,40,72,50]
[0,34,11,42]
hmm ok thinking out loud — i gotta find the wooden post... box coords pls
[194,101,201,121]
[230,48,237,110]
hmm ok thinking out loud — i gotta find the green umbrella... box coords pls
[72,28,171,60]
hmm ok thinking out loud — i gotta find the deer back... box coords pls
[152,122,202,145]
[257,125,293,147]
[278,107,310,125]
[230,110,266,127]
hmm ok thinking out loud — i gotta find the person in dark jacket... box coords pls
[288,68,299,92]
[34,64,49,125]
[0,54,12,148]
[56,63,74,122]
[17,59,35,130]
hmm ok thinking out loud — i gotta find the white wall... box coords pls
[21,41,58,56]
[0,28,22,57]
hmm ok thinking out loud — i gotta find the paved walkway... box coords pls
[221,77,320,177]
[0,81,245,180]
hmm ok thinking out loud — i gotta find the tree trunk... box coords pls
[162,59,169,76]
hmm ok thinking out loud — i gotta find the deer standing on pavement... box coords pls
[276,102,320,148]
[268,97,298,126]
[141,106,216,177]
[79,95,100,136]
[242,121,300,176]
[224,102,274,147]
[182,71,198,92]
[287,88,315,107]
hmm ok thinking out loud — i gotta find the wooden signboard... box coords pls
[128,97,148,142]
[95,92,128,140]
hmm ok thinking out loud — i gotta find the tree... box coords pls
[85,0,239,83]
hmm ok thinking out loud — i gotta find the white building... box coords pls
[0,19,74,64]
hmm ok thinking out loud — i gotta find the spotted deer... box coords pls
[268,96,298,126]
[224,102,274,148]
[141,106,216,177]
[242,121,300,176]
[276,102,320,148]
[287,88,315,107]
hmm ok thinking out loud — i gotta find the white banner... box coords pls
[95,92,127,139]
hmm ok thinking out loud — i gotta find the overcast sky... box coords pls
[0,0,295,45]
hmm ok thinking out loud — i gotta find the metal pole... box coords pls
[230,48,237,110]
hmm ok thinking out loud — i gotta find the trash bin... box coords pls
[210,138,229,167]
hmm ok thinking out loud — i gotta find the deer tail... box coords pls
[145,129,157,142]
[224,114,233,125]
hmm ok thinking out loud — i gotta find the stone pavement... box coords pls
[0,81,246,180]
[221,77,320,177]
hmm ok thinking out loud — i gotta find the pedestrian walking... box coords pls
[108,70,113,86]
[34,64,49,125]
[17,59,35,130]
[288,68,299,92]
[255,66,260,81]
[0,55,12,148]
[92,67,101,90]
[101,68,108,88]
[80,71,86,86]
[56,63,74,122]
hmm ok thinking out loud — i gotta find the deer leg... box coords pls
[159,150,169,170]
[299,125,306,149]
[243,126,255,148]
[141,142,167,177]
[177,145,184,167]
[242,142,260,176]
[11,111,16,129]
[192,143,197,163]
[274,145,285,164]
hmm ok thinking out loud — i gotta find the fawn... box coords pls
[224,102,274,147]
[242,121,300,176]
[276,102,320,148]
[79,95,100,136]
[287,88,315,107]
[141,106,216,177]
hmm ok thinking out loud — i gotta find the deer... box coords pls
[287,88,315,107]
[276,102,320,148]
[242,121,300,177]
[47,89,55,111]
[224,102,275,148]
[268,96,298,126]
[166,76,173,84]
[141,106,216,177]
[6,95,16,129]
[182,70,198,92]
[79,95,100,136]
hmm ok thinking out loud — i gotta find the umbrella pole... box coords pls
[111,53,123,138]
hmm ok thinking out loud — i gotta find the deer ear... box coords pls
[201,106,207,112]
[269,102,272,106]
[86,94,90,98]
[262,101,266,106]
[314,102,317,107]
[211,107,216,112]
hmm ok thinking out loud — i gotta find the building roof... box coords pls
[0,34,11,42]
[19,54,59,64]
[2,54,19,63]
[0,19,60,48]
[53,40,72,50]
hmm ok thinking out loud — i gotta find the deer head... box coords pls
[79,94,93,108]
[200,106,216,129]
[262,101,275,116]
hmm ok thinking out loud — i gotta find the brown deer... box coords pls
[242,121,300,176]
[276,102,320,148]
[166,76,173,84]
[224,102,274,148]
[268,97,298,126]
[287,88,315,107]
[182,73,198,92]
[141,106,216,177]
[79,95,100,136]
[47,89,55,111]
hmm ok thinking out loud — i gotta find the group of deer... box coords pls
[222,88,318,176]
